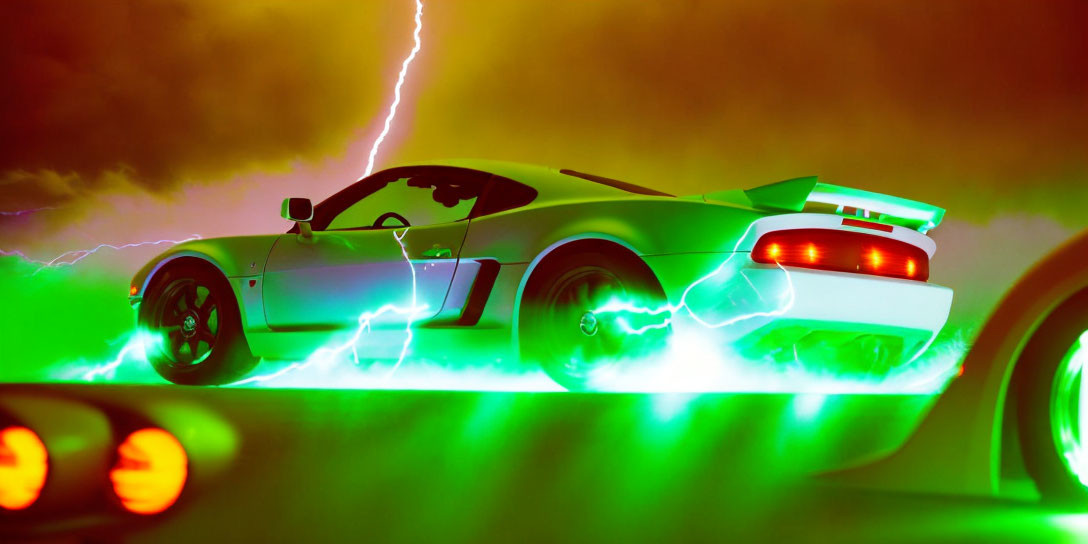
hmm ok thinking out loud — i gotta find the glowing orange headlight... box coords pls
[0,426,49,511]
[110,428,188,515]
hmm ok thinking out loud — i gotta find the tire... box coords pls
[138,262,259,385]
[520,247,669,391]
[1017,290,1088,506]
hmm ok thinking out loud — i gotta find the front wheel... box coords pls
[1017,291,1088,506]
[138,263,259,385]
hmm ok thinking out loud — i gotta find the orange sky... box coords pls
[1,0,1084,225]
[0,0,1085,330]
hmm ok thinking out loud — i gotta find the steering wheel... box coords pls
[373,211,411,228]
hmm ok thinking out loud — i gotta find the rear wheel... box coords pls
[139,263,259,385]
[520,248,668,391]
[1017,292,1088,506]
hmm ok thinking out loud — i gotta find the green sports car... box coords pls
[129,159,953,389]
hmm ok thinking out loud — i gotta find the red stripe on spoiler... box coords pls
[841,218,894,233]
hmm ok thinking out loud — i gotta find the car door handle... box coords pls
[422,246,453,258]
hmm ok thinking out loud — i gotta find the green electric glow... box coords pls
[1,242,965,395]
[60,317,966,395]
[1050,330,1088,487]
[4,204,962,397]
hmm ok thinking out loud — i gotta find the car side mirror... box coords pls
[281,197,314,238]
[281,197,313,222]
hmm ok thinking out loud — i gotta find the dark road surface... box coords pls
[1,383,1085,543]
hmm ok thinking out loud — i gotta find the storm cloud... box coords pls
[0,0,405,209]
[1,0,1085,226]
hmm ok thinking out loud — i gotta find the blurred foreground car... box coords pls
[835,229,1088,505]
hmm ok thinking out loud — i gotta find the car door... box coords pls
[262,167,490,331]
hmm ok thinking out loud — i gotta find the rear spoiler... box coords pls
[699,176,945,233]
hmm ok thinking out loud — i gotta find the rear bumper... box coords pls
[749,265,953,333]
[740,266,952,372]
[685,263,953,336]
[681,263,953,373]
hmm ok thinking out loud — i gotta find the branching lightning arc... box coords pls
[2,235,202,273]
[364,0,424,178]
[0,207,55,217]
[234,228,426,385]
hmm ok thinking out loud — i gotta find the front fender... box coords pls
[131,235,282,297]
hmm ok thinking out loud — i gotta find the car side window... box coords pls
[476,177,538,217]
[326,172,485,230]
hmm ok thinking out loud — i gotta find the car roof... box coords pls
[391,158,673,203]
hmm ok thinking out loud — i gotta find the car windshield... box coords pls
[305,166,487,231]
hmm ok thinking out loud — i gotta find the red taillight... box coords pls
[752,228,929,281]
[0,426,48,511]
[111,428,188,515]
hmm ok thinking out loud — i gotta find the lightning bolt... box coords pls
[604,263,796,336]
[0,248,47,265]
[363,0,424,177]
[239,0,427,383]
[0,207,55,217]
[81,331,161,382]
[593,223,796,334]
[388,227,420,375]
[234,227,427,386]
[1,235,202,273]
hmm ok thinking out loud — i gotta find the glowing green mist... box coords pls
[2,247,966,395]
[1,258,137,382]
